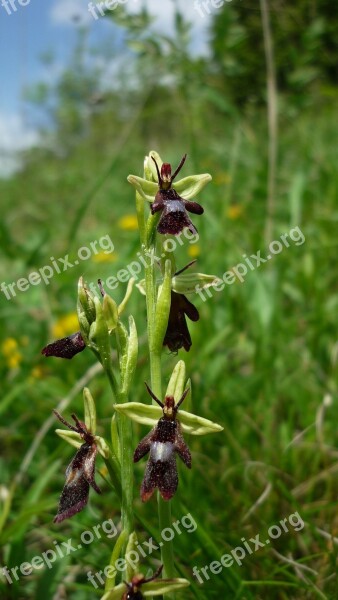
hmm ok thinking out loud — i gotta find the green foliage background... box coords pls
[0,2,337,598]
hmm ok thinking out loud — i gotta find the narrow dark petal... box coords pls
[171,154,187,182]
[163,292,199,352]
[184,200,204,215]
[133,429,154,462]
[180,294,199,322]
[54,435,100,523]
[54,449,91,523]
[150,191,165,214]
[42,332,85,359]
[175,426,192,468]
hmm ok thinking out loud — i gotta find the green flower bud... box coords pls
[102,294,119,333]
[152,259,171,354]
[166,360,186,402]
[77,277,96,337]
[118,277,135,316]
[83,387,96,434]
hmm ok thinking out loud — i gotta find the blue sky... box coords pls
[0,0,215,176]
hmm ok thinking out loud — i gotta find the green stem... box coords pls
[143,226,176,594]
[118,405,134,541]
[158,496,175,578]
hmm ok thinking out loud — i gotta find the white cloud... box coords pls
[50,0,94,25]
[0,114,39,178]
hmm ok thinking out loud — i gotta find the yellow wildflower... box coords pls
[1,337,18,355]
[31,366,45,379]
[117,214,138,231]
[52,312,79,338]
[187,244,200,258]
[226,205,244,220]
[1,338,22,369]
[7,353,22,369]
[92,251,117,263]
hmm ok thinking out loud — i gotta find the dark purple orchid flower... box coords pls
[42,331,86,359]
[151,155,204,235]
[134,384,191,502]
[53,411,101,523]
[163,291,199,352]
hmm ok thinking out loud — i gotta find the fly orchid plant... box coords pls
[42,151,223,599]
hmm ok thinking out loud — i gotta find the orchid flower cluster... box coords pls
[42,151,223,599]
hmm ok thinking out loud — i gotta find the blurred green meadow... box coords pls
[0,2,338,599]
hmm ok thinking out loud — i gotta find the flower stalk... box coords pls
[42,149,219,600]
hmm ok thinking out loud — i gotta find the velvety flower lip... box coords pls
[53,411,101,523]
[41,331,86,359]
[151,155,204,236]
[163,290,199,353]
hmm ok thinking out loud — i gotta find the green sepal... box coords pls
[172,272,222,295]
[142,579,190,595]
[174,173,212,199]
[55,429,82,449]
[114,402,223,436]
[127,175,157,203]
[102,578,190,600]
